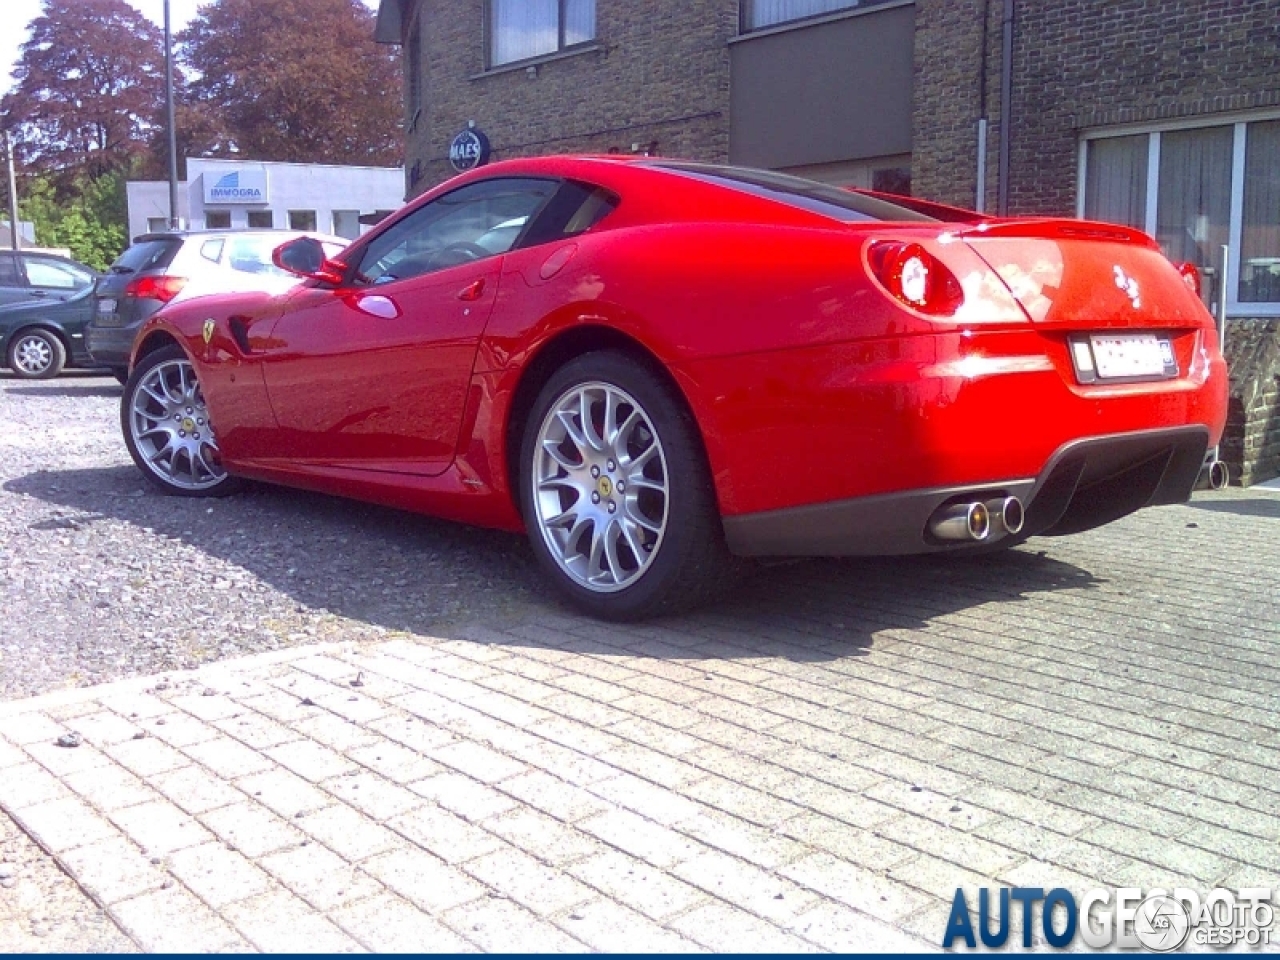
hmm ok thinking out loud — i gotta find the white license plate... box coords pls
[1089,333,1173,379]
[97,298,117,314]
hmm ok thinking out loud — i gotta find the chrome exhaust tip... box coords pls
[929,501,991,542]
[1208,460,1229,490]
[987,495,1025,536]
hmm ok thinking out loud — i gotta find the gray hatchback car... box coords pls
[86,229,345,379]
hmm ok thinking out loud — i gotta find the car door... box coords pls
[259,177,559,475]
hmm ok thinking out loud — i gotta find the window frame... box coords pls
[486,0,596,70]
[739,0,893,34]
[22,255,93,290]
[1079,108,1280,318]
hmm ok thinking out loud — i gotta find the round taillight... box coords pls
[1177,261,1201,296]
[899,254,929,306]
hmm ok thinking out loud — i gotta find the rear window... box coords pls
[111,238,181,274]
[651,162,936,224]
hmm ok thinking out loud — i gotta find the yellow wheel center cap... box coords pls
[597,476,613,497]
[182,417,196,432]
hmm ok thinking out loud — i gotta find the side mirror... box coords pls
[273,237,344,284]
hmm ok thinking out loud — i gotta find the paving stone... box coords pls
[362,848,487,914]
[322,770,422,820]
[112,884,249,951]
[674,849,820,924]
[388,805,507,864]
[143,711,220,749]
[440,896,587,952]
[286,711,381,752]
[429,740,527,784]
[102,738,191,778]
[200,801,306,858]
[481,807,603,866]
[222,887,363,952]
[346,740,443,784]
[53,711,141,748]
[497,770,611,824]
[264,739,358,783]
[167,842,274,909]
[0,711,69,746]
[408,772,519,821]
[578,808,702,869]
[331,892,478,953]
[259,842,382,910]
[212,712,300,750]
[789,900,940,952]
[59,835,168,905]
[462,848,595,916]
[296,803,403,862]
[669,900,819,952]
[151,764,243,815]
[567,848,707,921]
[108,799,214,858]
[780,852,930,923]
[0,760,73,809]
[181,735,277,780]
[237,768,333,819]
[61,763,157,812]
[558,897,704,951]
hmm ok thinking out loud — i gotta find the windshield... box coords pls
[650,162,936,224]
[111,238,181,274]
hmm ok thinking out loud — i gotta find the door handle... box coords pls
[30,290,48,298]
[458,278,485,301]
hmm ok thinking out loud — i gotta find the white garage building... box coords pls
[127,157,405,242]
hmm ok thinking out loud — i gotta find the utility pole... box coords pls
[164,0,180,229]
[4,130,19,252]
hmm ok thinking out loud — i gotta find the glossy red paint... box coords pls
[130,155,1227,546]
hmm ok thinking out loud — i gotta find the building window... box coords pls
[742,0,882,31]
[489,0,594,67]
[205,210,232,229]
[1082,115,1280,316]
[247,210,274,229]
[332,210,361,240]
[288,210,318,232]
[147,217,168,233]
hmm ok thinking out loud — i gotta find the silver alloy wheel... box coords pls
[127,358,227,491]
[532,381,670,593]
[13,334,53,375]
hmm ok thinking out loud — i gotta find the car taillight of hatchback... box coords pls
[124,275,188,302]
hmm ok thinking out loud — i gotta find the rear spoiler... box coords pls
[956,217,1159,249]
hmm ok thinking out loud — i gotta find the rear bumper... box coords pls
[723,425,1210,556]
[84,323,139,368]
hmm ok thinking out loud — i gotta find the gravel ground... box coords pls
[1,371,550,703]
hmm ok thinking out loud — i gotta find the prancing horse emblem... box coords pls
[202,319,215,344]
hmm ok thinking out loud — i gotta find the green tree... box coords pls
[19,173,128,270]
[179,0,402,166]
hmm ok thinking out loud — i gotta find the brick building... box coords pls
[374,0,1280,482]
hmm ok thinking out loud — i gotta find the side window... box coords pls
[0,253,24,286]
[355,177,558,286]
[517,180,619,248]
[24,258,91,290]
[225,235,292,277]
[200,239,225,263]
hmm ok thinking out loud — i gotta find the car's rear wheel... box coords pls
[7,329,65,379]
[121,345,240,497]
[520,351,737,620]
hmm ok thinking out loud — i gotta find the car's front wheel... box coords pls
[7,328,65,379]
[121,345,240,497]
[520,351,738,620]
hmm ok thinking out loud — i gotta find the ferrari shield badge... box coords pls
[202,319,215,344]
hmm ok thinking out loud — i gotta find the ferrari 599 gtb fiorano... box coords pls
[116,157,1228,619]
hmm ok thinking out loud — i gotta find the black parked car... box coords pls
[0,250,99,379]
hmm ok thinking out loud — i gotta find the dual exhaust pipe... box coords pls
[929,495,1024,542]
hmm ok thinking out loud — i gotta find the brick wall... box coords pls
[1223,320,1280,486]
[913,0,1280,214]
[402,0,735,196]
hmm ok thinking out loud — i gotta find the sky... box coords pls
[1,0,380,98]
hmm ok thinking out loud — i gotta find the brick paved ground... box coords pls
[2,481,1279,951]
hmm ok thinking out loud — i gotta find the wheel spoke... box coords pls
[541,437,580,471]
[602,519,625,584]
[579,390,605,452]
[619,516,646,562]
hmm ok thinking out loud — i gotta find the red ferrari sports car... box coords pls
[119,156,1227,619]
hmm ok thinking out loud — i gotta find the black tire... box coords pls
[110,367,129,386]
[519,350,740,620]
[7,328,66,379]
[121,345,241,497]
